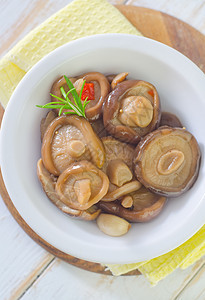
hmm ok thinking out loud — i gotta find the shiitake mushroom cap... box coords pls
[103,80,161,144]
[37,159,101,220]
[160,112,183,128]
[41,115,105,176]
[50,72,110,121]
[55,160,109,210]
[133,126,201,197]
[98,186,166,222]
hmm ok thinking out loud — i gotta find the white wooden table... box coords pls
[0,1,205,299]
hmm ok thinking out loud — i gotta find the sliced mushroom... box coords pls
[101,137,141,201]
[37,159,101,220]
[111,72,129,90]
[40,111,57,141]
[133,126,201,197]
[98,186,166,222]
[55,160,109,210]
[41,115,105,176]
[103,80,161,144]
[160,112,183,128]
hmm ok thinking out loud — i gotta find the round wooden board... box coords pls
[0,5,205,276]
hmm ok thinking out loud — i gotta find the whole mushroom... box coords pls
[133,126,201,197]
[103,80,161,144]
[50,72,110,121]
[55,161,109,210]
[41,115,105,176]
[37,159,101,220]
[98,186,166,222]
[160,112,183,128]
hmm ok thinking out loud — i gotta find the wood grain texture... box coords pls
[176,261,205,300]
[127,0,205,35]
[19,258,205,300]
[117,5,205,72]
[0,3,205,285]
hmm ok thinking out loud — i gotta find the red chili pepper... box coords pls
[148,89,154,97]
[81,83,95,101]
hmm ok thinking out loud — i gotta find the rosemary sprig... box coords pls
[36,75,90,118]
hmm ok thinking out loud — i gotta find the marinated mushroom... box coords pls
[79,72,110,121]
[106,74,116,83]
[98,186,166,222]
[101,137,141,201]
[133,126,201,197]
[107,159,133,187]
[51,72,110,121]
[103,80,161,144]
[160,112,183,128]
[50,76,77,112]
[55,160,109,210]
[41,115,105,176]
[36,71,202,236]
[40,111,57,141]
[121,195,133,208]
[90,117,108,138]
[37,159,101,220]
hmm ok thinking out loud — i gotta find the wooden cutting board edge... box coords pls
[0,5,205,276]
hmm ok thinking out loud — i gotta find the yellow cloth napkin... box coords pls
[0,0,204,286]
[107,225,205,285]
[0,0,140,108]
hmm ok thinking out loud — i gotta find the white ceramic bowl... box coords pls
[1,34,205,264]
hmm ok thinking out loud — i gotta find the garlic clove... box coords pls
[97,213,131,237]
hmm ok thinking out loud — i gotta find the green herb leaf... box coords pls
[58,105,64,116]
[64,76,83,110]
[79,80,86,103]
[36,75,89,118]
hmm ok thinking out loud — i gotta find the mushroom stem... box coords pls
[119,96,154,128]
[121,196,133,208]
[74,179,91,205]
[67,140,86,158]
[102,180,141,202]
[107,159,133,187]
[111,72,128,90]
[157,149,184,175]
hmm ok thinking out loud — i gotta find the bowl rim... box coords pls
[1,33,205,264]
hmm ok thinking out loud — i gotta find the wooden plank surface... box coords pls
[19,258,205,300]
[127,0,205,34]
[0,0,205,299]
